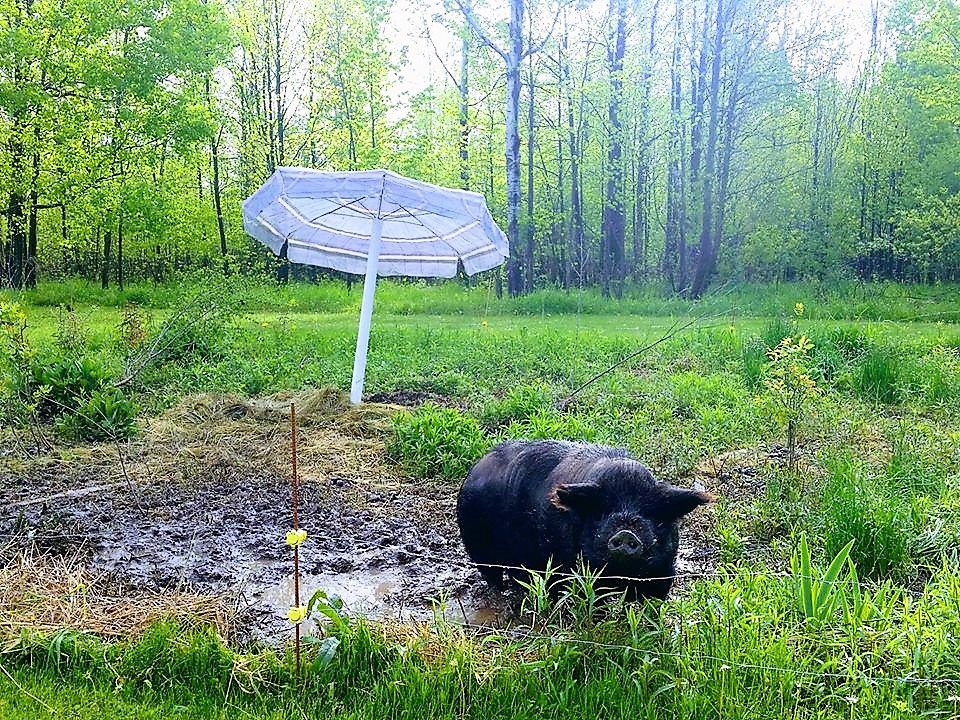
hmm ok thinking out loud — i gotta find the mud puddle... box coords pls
[0,390,726,642]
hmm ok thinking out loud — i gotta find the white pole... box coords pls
[350,215,384,404]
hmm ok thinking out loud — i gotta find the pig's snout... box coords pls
[607,529,645,558]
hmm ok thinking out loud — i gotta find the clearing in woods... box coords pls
[2,281,960,717]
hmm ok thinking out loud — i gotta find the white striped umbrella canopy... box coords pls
[242,167,509,403]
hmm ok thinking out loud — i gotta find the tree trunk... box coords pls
[601,0,627,298]
[689,0,724,299]
[663,0,685,289]
[635,1,659,282]
[273,0,285,165]
[117,212,124,291]
[503,0,523,296]
[689,1,711,195]
[101,228,112,290]
[26,148,39,289]
[459,27,471,189]
[206,77,228,272]
[524,42,535,293]
[555,55,566,288]
[562,15,585,291]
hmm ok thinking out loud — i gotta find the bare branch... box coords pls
[454,0,507,60]
[424,26,463,91]
[523,2,566,59]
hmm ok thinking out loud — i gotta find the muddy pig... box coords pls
[456,440,713,600]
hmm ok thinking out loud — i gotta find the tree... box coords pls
[457,0,559,296]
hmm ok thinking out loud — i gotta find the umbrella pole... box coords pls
[350,215,384,404]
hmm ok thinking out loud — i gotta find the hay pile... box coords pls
[0,551,232,641]
[140,386,405,486]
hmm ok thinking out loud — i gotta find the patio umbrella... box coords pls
[242,167,509,403]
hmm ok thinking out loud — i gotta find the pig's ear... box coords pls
[660,487,715,519]
[554,483,604,512]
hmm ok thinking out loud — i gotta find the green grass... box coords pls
[4,569,960,719]
[7,276,960,322]
[4,279,960,717]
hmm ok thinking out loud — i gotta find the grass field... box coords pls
[2,278,960,718]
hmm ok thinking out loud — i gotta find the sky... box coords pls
[383,0,886,114]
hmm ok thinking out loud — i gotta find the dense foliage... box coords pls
[1,0,958,294]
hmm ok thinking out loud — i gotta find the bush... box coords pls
[504,408,597,442]
[824,325,873,359]
[389,403,489,481]
[0,300,32,424]
[479,382,555,428]
[127,278,241,373]
[31,355,110,418]
[58,387,137,441]
[820,454,912,578]
[739,335,768,389]
[760,317,792,350]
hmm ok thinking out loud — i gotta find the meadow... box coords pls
[2,277,960,718]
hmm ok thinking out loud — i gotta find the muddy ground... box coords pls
[0,389,750,643]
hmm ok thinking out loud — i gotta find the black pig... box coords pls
[456,440,713,600]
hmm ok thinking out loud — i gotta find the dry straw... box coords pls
[0,550,232,641]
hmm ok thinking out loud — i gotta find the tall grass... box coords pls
[7,277,960,322]
[819,453,913,577]
[5,567,960,720]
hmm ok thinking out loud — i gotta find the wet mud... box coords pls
[0,389,733,642]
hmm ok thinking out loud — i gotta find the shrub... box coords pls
[763,335,820,472]
[124,279,240,378]
[58,387,137,441]
[740,335,768,389]
[760,316,792,349]
[0,300,32,424]
[912,348,960,405]
[31,355,110,418]
[824,325,873,359]
[479,382,555,428]
[390,403,489,481]
[504,408,597,442]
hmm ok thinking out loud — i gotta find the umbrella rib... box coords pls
[305,195,373,222]
[392,203,443,241]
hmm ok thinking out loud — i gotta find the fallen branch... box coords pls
[10,482,126,509]
[557,309,729,410]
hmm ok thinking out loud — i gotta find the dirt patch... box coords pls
[1,389,729,642]
[364,389,459,409]
[0,388,501,642]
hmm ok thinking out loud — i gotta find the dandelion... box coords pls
[481,320,488,328]
[285,528,308,548]
[794,302,805,317]
[288,606,308,624]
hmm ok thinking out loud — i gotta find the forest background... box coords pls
[1,0,958,298]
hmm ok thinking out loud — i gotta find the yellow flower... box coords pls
[794,302,805,317]
[287,606,308,624]
[481,320,488,328]
[285,529,308,548]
